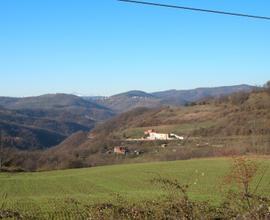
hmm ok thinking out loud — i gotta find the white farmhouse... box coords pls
[148,132,170,140]
[144,129,184,141]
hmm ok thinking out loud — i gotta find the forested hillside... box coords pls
[0,94,114,149]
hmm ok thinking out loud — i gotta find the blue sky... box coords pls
[0,0,269,97]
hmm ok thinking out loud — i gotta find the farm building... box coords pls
[114,146,128,155]
[144,130,184,141]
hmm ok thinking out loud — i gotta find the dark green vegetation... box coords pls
[0,157,269,219]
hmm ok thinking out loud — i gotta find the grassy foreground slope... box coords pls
[0,158,270,218]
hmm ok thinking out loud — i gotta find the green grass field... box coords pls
[0,157,270,219]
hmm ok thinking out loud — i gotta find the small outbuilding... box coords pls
[114,146,128,155]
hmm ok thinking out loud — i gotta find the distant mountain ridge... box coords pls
[90,84,255,112]
[1,93,106,110]
[93,90,161,113]
[152,84,255,106]
[0,85,255,150]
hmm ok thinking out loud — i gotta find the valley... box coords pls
[1,1,269,218]
[0,94,114,150]
[1,86,269,172]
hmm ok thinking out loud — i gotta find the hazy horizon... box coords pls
[0,82,261,98]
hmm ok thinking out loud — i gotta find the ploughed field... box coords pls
[0,158,269,219]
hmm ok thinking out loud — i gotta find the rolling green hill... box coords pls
[0,158,269,219]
